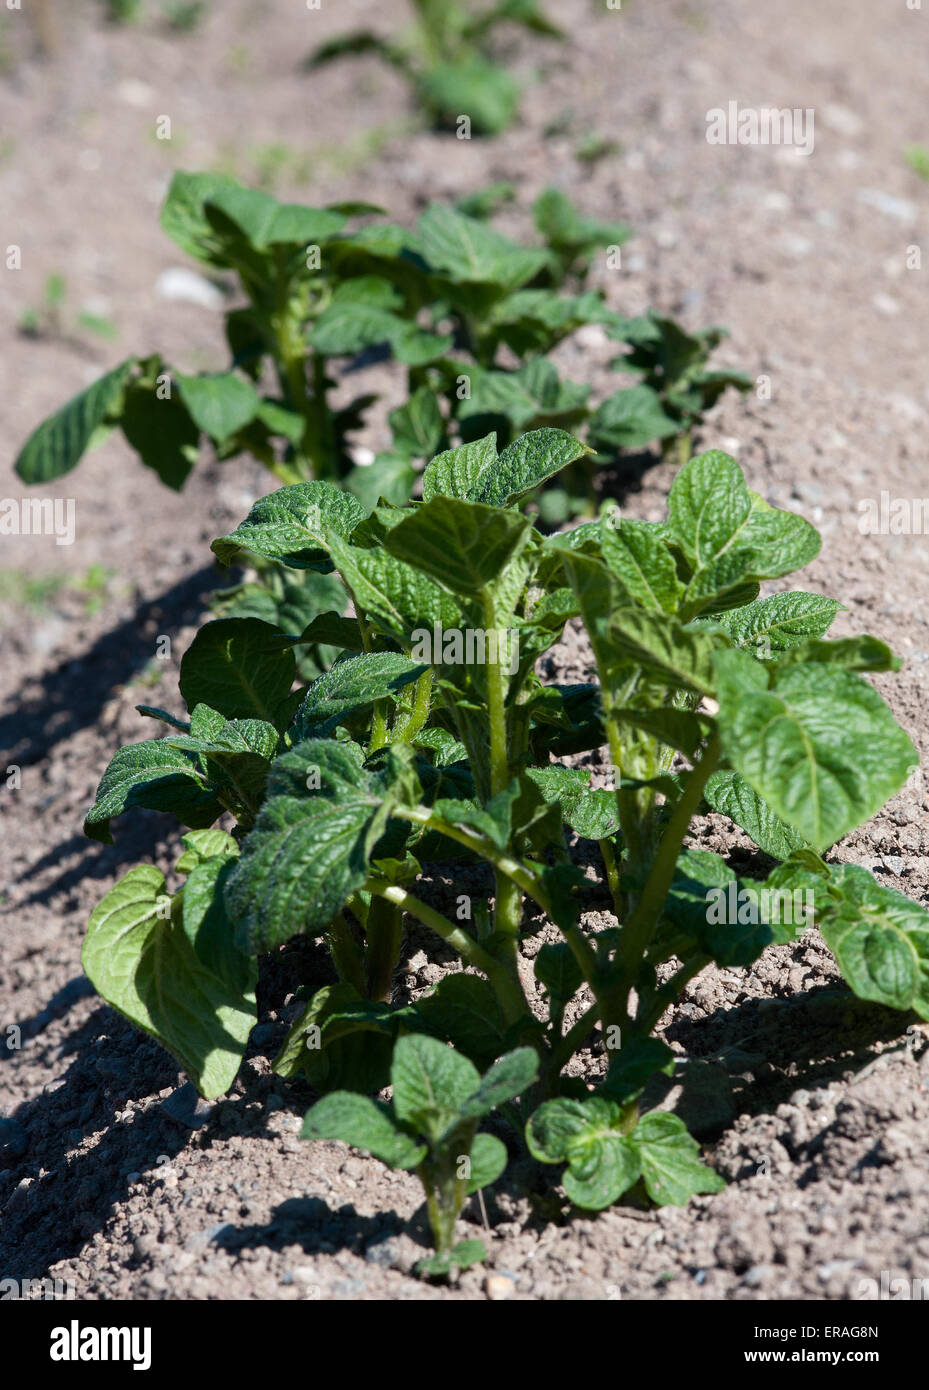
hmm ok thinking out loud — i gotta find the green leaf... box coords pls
[663,848,777,965]
[708,591,843,657]
[610,707,710,759]
[385,496,532,597]
[817,865,929,1019]
[204,182,345,250]
[418,58,518,135]
[704,769,812,859]
[389,386,444,458]
[224,740,408,952]
[608,608,725,693]
[457,359,590,436]
[532,187,631,260]
[327,537,463,646]
[179,619,296,724]
[600,517,684,613]
[84,740,221,843]
[274,982,401,1092]
[417,1239,486,1278]
[15,358,136,483]
[175,828,239,873]
[632,1113,725,1205]
[174,372,260,443]
[466,1133,508,1194]
[120,381,199,490]
[774,635,902,674]
[212,481,366,568]
[534,941,583,1003]
[417,203,549,292]
[181,854,255,995]
[600,1038,675,1105]
[391,1033,481,1132]
[160,170,242,263]
[421,434,499,503]
[295,651,427,736]
[526,1097,641,1210]
[301,1092,426,1170]
[715,654,918,851]
[82,866,256,1099]
[472,428,592,508]
[415,974,508,1070]
[588,385,679,451]
[668,452,821,608]
[459,1047,539,1119]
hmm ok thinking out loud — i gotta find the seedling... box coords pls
[18,274,116,344]
[303,1037,538,1274]
[81,435,927,1264]
[304,0,563,136]
[905,144,929,184]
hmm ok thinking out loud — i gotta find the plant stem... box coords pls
[394,807,547,912]
[607,735,721,1023]
[483,591,522,972]
[600,836,620,902]
[363,896,404,1003]
[363,880,527,1023]
[327,912,366,996]
[392,668,434,743]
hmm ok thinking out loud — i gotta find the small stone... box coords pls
[881,854,905,876]
[485,1274,515,1300]
[857,189,917,224]
[155,267,225,311]
[160,1082,214,1130]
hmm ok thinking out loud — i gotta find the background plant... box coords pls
[80,434,927,1269]
[304,0,563,137]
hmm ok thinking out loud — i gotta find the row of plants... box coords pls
[80,433,928,1274]
[15,172,750,677]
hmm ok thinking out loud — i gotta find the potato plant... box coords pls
[14,174,744,513]
[304,0,563,136]
[81,431,928,1271]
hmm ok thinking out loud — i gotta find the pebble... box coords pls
[485,1274,515,1300]
[155,267,225,311]
[881,854,905,876]
[857,189,917,224]
[161,1082,214,1131]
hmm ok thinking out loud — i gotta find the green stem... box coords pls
[600,836,620,903]
[607,735,721,1023]
[392,668,434,743]
[363,896,404,1003]
[394,807,549,914]
[363,880,527,1024]
[327,912,366,996]
[482,590,522,971]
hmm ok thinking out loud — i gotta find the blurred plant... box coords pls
[904,144,929,183]
[101,0,142,23]
[19,274,117,343]
[163,0,208,32]
[304,0,564,136]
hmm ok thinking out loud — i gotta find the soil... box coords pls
[2,0,929,1302]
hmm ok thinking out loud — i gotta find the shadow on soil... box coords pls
[0,563,220,768]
